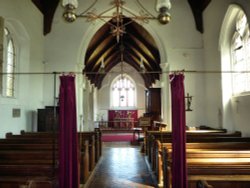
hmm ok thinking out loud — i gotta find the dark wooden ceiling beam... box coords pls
[84,15,161,89]
[124,45,153,69]
[187,0,211,33]
[125,33,157,63]
[85,31,113,61]
[85,41,118,72]
[124,55,160,85]
[32,0,59,35]
[127,23,160,59]
[124,44,160,72]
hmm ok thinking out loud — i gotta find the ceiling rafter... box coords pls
[125,45,154,69]
[84,17,161,88]
[86,34,114,63]
[126,25,160,58]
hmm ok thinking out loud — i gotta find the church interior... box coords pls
[1,0,250,187]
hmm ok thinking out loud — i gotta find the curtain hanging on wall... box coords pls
[169,73,187,188]
[58,74,79,188]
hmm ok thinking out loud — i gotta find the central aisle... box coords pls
[86,142,157,188]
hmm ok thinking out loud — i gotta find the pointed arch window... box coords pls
[231,11,250,95]
[3,28,16,97]
[111,74,136,108]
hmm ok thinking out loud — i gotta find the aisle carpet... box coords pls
[101,133,138,142]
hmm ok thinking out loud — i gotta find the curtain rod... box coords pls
[0,70,249,75]
[0,71,82,75]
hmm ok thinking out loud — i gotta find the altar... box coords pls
[113,118,135,129]
[108,110,138,129]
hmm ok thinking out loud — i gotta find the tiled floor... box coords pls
[86,142,157,188]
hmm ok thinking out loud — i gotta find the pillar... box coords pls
[160,63,171,131]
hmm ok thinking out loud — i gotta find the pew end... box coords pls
[196,180,213,188]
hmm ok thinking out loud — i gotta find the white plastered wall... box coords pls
[0,0,44,138]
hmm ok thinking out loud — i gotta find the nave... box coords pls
[86,142,157,188]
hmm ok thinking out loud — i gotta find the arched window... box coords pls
[231,11,250,95]
[3,28,16,97]
[111,74,136,108]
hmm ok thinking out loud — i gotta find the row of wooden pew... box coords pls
[144,129,250,188]
[0,128,102,188]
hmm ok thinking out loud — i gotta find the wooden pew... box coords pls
[0,135,60,187]
[150,135,249,175]
[80,139,90,184]
[145,129,228,155]
[0,176,54,188]
[145,130,241,163]
[0,164,55,177]
[147,130,241,152]
[161,146,250,188]
[94,128,102,162]
[155,141,250,186]
[19,130,102,166]
[0,143,55,150]
[79,132,96,172]
[0,163,56,188]
[17,131,100,176]
[0,138,90,183]
[0,132,91,185]
[19,130,102,164]
[147,131,243,170]
[196,180,213,188]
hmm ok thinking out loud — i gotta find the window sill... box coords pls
[232,92,250,98]
[110,106,137,110]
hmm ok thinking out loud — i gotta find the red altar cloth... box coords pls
[108,110,138,128]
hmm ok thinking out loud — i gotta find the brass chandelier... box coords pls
[62,0,171,42]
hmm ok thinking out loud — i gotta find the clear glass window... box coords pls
[111,74,136,108]
[3,28,16,97]
[231,11,250,95]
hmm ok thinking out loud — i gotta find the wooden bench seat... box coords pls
[150,138,250,175]
[0,150,57,159]
[151,137,250,165]
[0,164,55,177]
[16,131,101,168]
[0,159,54,165]
[153,141,250,186]
[17,129,103,166]
[6,132,58,139]
[189,175,250,188]
[146,131,242,163]
[161,147,250,188]
[146,130,241,149]
[0,138,56,144]
[0,137,90,185]
[145,130,241,147]
[156,140,250,175]
[0,176,54,188]
[16,130,102,165]
[0,143,56,150]
[0,130,103,185]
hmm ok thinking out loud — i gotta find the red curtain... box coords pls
[170,73,187,188]
[58,75,79,188]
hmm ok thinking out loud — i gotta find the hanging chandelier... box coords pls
[62,0,171,42]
